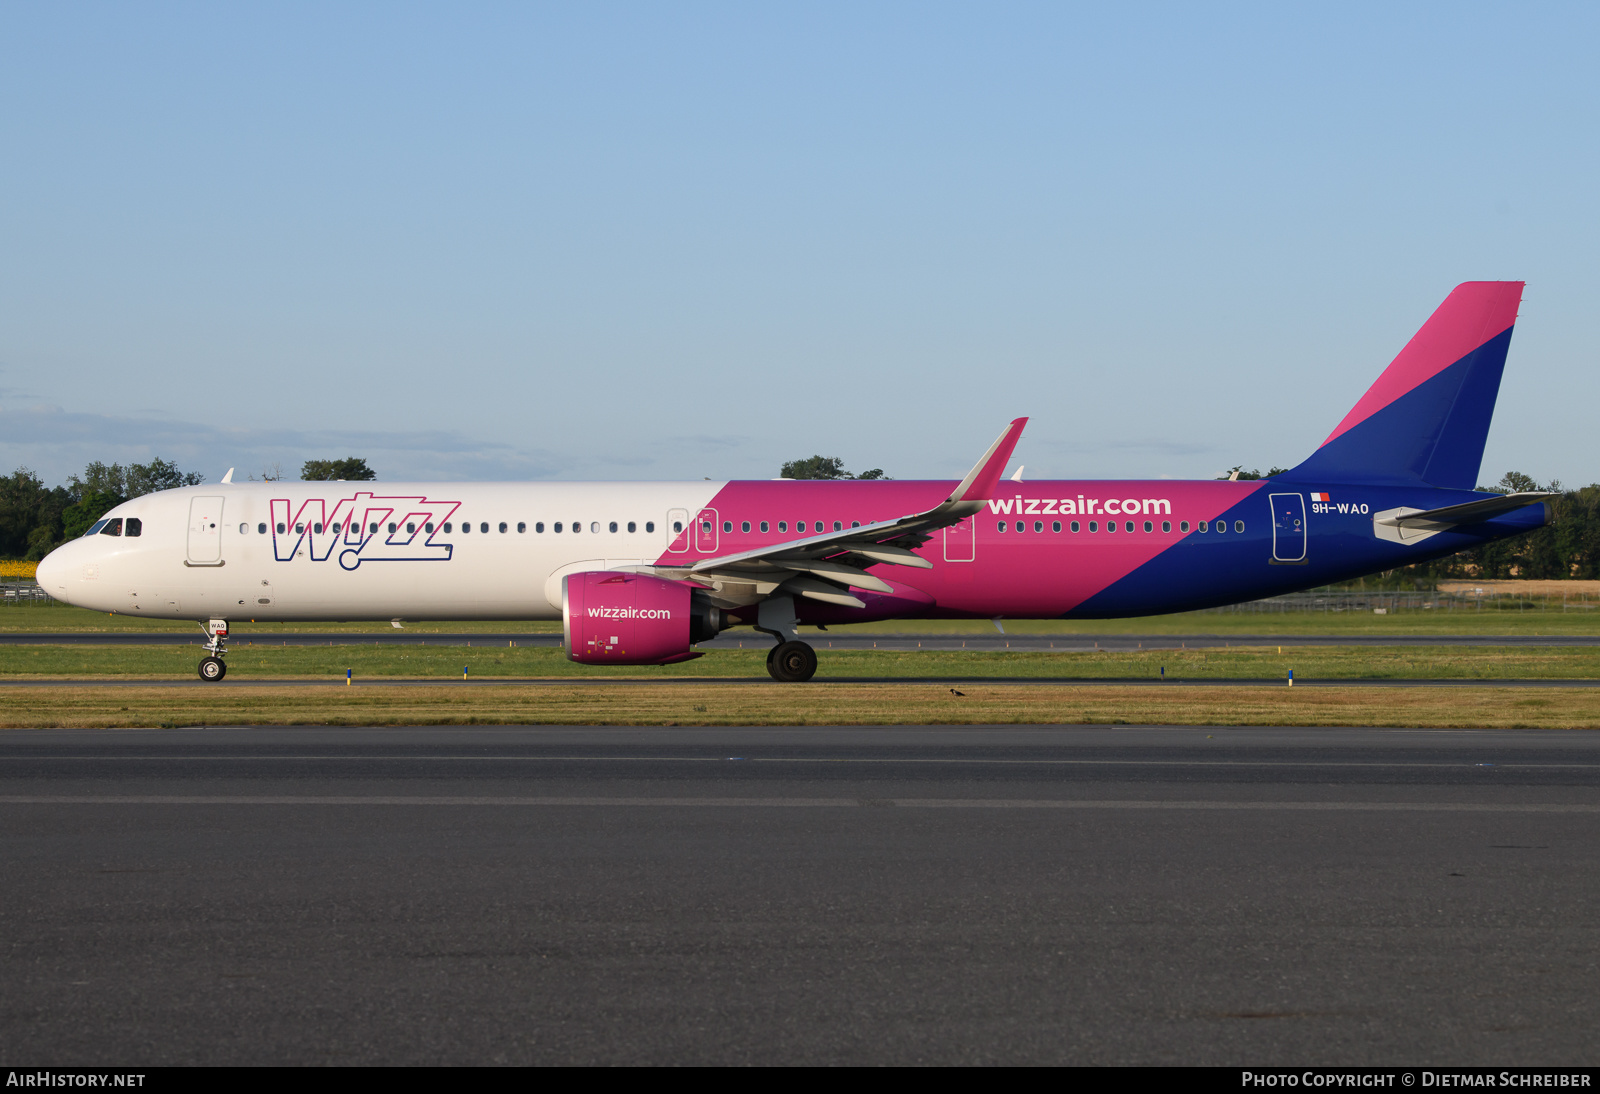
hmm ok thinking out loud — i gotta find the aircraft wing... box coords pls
[635,418,1027,609]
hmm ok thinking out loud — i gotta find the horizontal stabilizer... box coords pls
[1372,490,1554,545]
[1386,491,1556,529]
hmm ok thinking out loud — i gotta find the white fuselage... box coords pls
[37,481,724,622]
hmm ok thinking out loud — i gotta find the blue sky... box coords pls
[2,3,1596,486]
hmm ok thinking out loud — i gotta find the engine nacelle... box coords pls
[562,571,714,665]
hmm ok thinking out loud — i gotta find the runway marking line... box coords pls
[2,795,1598,812]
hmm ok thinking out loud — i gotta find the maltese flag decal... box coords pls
[1311,492,1331,502]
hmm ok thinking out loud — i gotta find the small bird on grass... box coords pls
[950,688,966,696]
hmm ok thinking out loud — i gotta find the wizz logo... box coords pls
[270,493,462,571]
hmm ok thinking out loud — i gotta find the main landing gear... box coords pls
[197,618,229,682]
[757,595,817,682]
[767,640,817,683]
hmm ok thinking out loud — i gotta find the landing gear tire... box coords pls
[198,656,226,682]
[768,641,817,682]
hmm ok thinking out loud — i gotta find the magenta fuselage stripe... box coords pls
[654,479,1262,617]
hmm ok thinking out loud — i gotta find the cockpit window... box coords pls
[99,518,123,536]
[84,520,108,537]
[125,518,141,537]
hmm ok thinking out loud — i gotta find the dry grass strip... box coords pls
[3,683,1597,730]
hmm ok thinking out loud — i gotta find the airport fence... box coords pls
[1199,589,1597,615]
[0,581,57,606]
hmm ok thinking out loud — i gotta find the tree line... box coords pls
[0,458,376,560]
[4,453,1597,580]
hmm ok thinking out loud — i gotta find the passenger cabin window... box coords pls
[1234,520,1245,533]
[572,521,581,533]
[517,522,526,533]
[997,521,1007,533]
[645,521,654,533]
[386,523,396,534]
[1088,521,1098,532]
[500,522,508,533]
[277,523,287,534]
[1052,521,1061,532]
[673,521,683,533]
[1015,521,1024,533]
[741,521,750,533]
[484,523,492,534]
[1034,521,1043,533]
[1107,521,1116,533]
[444,522,453,533]
[125,518,142,537]
[722,521,732,533]
[1215,521,1225,534]
[1125,521,1134,533]
[778,521,787,532]
[239,523,248,534]
[296,523,306,534]
[535,522,544,533]
[627,522,635,533]
[1071,521,1080,532]
[1198,521,1208,533]
[369,523,379,534]
[833,521,842,531]
[553,523,562,533]
[258,523,267,534]
[608,521,617,533]
[1180,521,1189,532]
[1143,521,1153,533]
[425,522,434,533]
[316,523,325,534]
[760,521,768,532]
[1162,521,1171,533]
[405,523,415,534]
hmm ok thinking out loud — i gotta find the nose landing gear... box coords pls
[197,618,229,681]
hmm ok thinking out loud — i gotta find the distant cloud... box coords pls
[1034,436,1222,458]
[0,403,577,485]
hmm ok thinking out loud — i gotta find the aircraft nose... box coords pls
[34,546,72,603]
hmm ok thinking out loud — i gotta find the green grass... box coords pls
[6,643,1600,680]
[3,603,1598,635]
[6,681,1600,730]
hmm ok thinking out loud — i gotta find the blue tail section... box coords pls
[1280,282,1523,489]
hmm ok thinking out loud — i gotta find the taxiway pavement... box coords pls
[3,725,1598,1064]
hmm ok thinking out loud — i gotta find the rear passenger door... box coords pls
[1268,493,1307,564]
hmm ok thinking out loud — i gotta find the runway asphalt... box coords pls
[3,725,1599,1065]
[3,631,1600,649]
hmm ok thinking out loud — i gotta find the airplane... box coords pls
[36,281,1554,683]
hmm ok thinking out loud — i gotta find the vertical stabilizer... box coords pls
[1282,281,1524,488]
